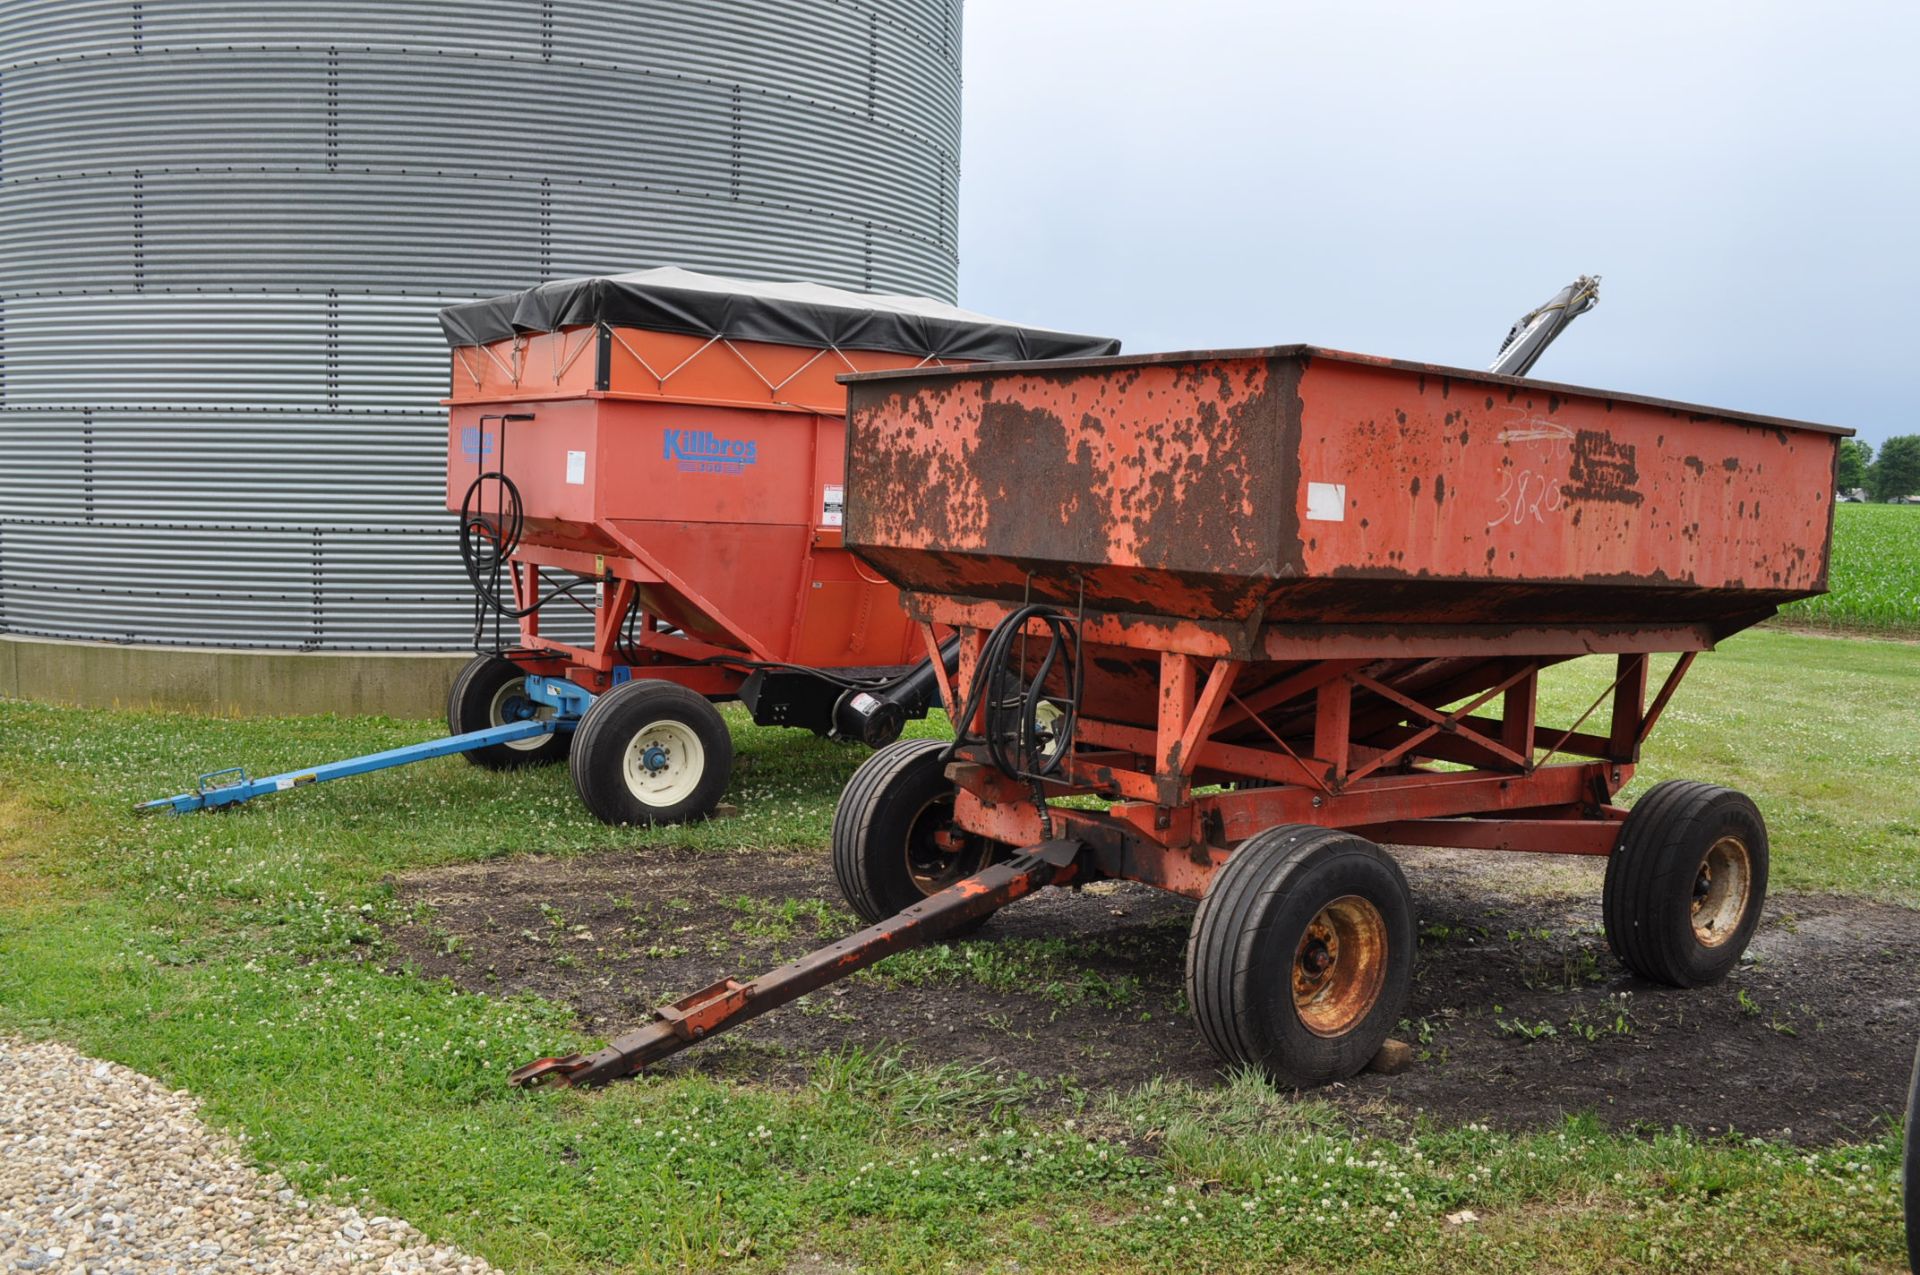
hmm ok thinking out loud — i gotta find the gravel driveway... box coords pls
[0,1037,495,1273]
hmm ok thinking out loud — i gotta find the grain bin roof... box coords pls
[438,266,1121,362]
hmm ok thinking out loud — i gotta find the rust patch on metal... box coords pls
[972,398,1103,554]
[845,353,1299,616]
[1565,429,1645,506]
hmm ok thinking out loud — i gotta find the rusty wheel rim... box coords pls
[1292,895,1389,1038]
[1691,834,1752,947]
[905,796,978,895]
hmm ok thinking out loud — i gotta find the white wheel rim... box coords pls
[620,719,705,807]
[1033,700,1067,764]
[488,676,553,751]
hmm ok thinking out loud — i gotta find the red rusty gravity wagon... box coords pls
[513,344,1848,1090]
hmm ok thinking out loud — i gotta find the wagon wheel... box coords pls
[1603,781,1769,987]
[832,738,1004,929]
[1186,825,1415,1088]
[569,679,733,826]
[448,654,571,769]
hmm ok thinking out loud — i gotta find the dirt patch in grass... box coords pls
[387,845,1919,1145]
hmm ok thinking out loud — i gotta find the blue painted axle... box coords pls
[137,674,592,815]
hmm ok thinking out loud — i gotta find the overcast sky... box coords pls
[958,0,1917,447]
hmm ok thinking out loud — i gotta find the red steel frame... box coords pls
[489,555,785,699]
[515,603,1717,1086]
[915,600,1706,897]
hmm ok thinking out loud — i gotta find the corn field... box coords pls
[1779,503,1920,634]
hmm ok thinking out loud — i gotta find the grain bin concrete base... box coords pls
[0,636,467,719]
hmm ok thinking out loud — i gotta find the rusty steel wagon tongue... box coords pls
[509,840,1083,1089]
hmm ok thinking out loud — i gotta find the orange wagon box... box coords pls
[436,268,1116,824]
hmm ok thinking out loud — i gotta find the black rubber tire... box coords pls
[447,654,570,769]
[1603,780,1769,987]
[568,679,733,826]
[1185,825,1415,1089]
[1906,1037,1920,1274]
[831,738,1003,926]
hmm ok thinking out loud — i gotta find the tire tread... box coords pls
[569,679,731,825]
[831,738,950,923]
[1605,779,1767,986]
[1186,825,1413,1087]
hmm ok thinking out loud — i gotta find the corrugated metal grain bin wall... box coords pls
[0,0,961,650]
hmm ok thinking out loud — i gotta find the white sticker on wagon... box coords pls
[565,450,587,485]
[1306,481,1347,522]
[822,483,845,527]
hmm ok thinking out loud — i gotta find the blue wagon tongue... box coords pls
[134,718,557,815]
[508,840,1083,1089]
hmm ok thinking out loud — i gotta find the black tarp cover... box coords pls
[438,265,1121,362]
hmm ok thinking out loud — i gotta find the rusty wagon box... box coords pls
[842,345,1844,636]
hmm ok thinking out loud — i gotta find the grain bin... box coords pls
[0,0,962,652]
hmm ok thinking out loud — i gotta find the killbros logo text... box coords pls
[663,428,757,474]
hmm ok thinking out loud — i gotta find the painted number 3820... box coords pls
[1487,468,1566,527]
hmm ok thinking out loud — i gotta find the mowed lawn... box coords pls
[0,627,1915,1272]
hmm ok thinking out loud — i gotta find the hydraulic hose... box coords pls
[457,471,595,620]
[944,605,1082,782]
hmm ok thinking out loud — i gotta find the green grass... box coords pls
[863,934,1146,1011]
[0,627,1914,1271]
[1536,631,1920,902]
[1779,502,1920,635]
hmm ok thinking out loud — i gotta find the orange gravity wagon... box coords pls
[139,269,1117,821]
[437,268,1118,825]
